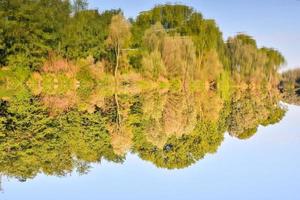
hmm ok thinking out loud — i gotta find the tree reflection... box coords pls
[0,81,287,180]
[228,87,285,139]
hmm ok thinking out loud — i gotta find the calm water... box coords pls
[0,104,299,200]
[0,84,299,200]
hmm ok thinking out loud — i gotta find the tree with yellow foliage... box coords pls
[106,14,131,82]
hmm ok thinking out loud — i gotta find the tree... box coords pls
[180,37,196,88]
[72,0,88,13]
[61,9,120,62]
[142,50,166,80]
[131,97,225,169]
[141,22,167,80]
[61,10,105,61]
[162,36,196,85]
[0,0,71,70]
[143,22,167,52]
[195,50,223,85]
[227,87,285,139]
[132,4,224,61]
[106,14,131,83]
[0,95,123,181]
[260,47,285,84]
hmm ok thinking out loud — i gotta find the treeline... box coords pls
[0,1,285,88]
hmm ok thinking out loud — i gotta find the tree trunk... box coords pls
[183,60,189,91]
[114,43,120,88]
[114,92,121,130]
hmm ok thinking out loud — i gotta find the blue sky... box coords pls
[88,0,300,70]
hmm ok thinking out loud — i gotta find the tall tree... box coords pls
[106,14,131,83]
[162,36,196,84]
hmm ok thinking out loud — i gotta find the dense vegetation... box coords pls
[0,0,295,182]
[0,0,286,89]
[0,84,285,178]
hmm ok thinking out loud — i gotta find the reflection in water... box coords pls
[0,80,287,183]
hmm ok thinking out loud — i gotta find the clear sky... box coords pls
[88,0,300,70]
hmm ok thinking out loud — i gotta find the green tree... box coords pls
[0,0,71,70]
[61,9,120,62]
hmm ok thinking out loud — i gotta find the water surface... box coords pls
[1,104,299,200]
[0,82,299,200]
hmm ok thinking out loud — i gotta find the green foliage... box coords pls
[235,34,257,47]
[76,65,96,99]
[61,9,120,61]
[0,77,290,179]
[0,67,31,98]
[227,88,286,139]
[142,50,166,80]
[72,0,88,13]
[132,4,223,54]
[0,95,122,180]
[0,2,285,90]
[227,34,285,84]
[236,127,258,140]
[0,0,71,70]
[132,110,224,169]
[261,106,286,126]
[261,47,286,72]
